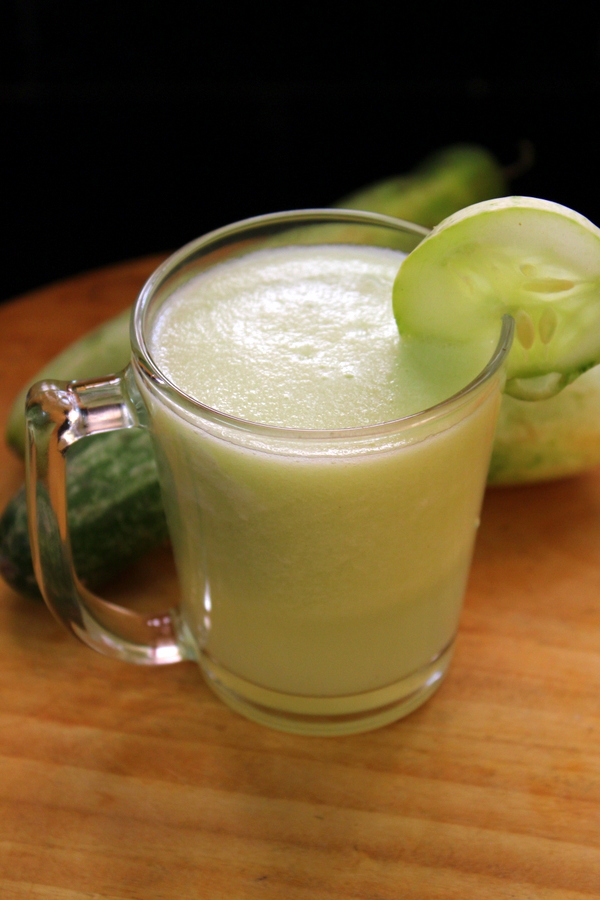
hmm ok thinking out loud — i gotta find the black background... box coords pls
[2,3,600,304]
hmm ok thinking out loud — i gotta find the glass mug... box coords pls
[26,210,513,736]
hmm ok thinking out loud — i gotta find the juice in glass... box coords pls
[133,217,508,733]
[26,210,512,735]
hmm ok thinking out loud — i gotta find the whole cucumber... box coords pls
[0,429,168,600]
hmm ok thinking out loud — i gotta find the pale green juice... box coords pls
[141,244,500,729]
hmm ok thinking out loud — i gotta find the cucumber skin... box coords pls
[6,308,132,457]
[335,144,506,228]
[0,429,169,600]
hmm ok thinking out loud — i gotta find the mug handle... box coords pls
[25,367,186,665]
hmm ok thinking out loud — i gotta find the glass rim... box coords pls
[131,208,514,441]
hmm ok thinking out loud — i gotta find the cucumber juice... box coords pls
[139,242,504,733]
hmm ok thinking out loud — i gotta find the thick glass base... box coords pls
[199,640,455,736]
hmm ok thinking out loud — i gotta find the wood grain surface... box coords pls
[1,259,599,899]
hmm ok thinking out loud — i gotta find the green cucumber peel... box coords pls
[335,144,507,229]
[6,307,132,456]
[0,429,168,600]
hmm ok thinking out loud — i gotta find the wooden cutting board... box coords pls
[1,258,599,899]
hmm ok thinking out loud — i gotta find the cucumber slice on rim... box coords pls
[393,197,600,400]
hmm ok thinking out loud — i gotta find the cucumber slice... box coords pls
[393,197,600,400]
